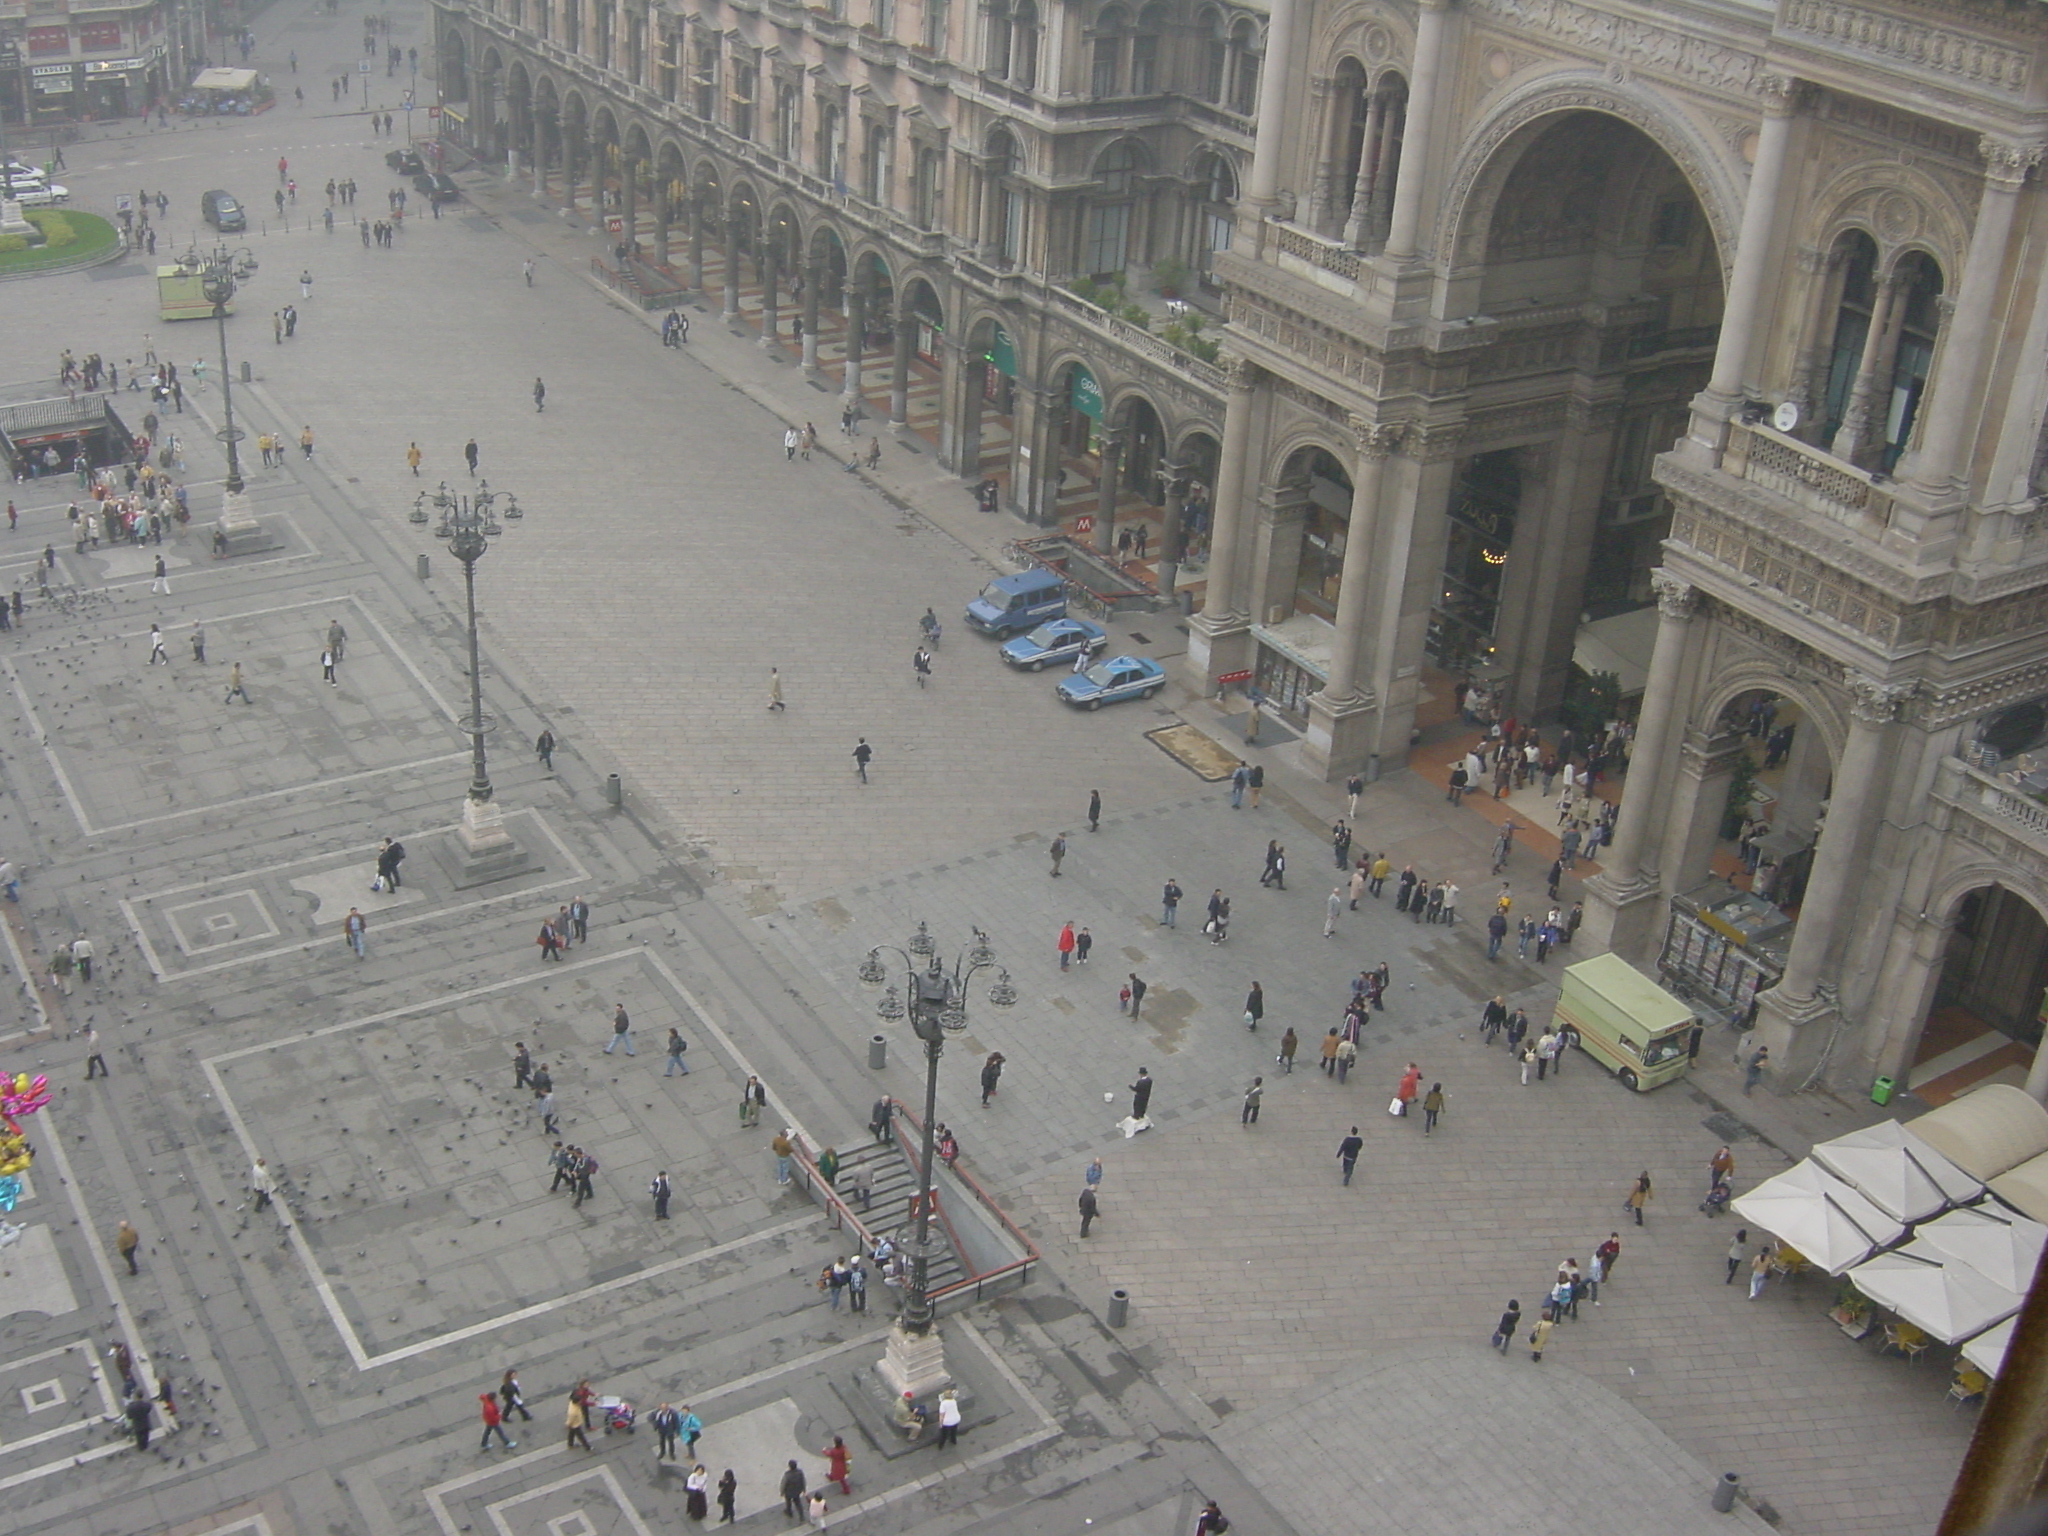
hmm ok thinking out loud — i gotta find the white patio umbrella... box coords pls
[1911,1204,2048,1293]
[1848,1249,2022,1345]
[1730,1160,1905,1274]
[1962,1315,2016,1379]
[1811,1120,1984,1223]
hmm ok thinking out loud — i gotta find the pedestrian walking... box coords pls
[500,1368,533,1422]
[780,1460,808,1516]
[717,1470,737,1523]
[1228,763,1248,808]
[225,661,250,704]
[480,1392,517,1449]
[1490,1299,1524,1354]
[1393,1062,1421,1117]
[663,1028,690,1077]
[1278,1026,1298,1073]
[150,554,169,594]
[935,1388,962,1448]
[1324,885,1343,937]
[979,1052,1004,1105]
[536,920,563,960]
[1346,772,1363,819]
[1519,1044,1536,1086]
[604,1002,634,1056]
[533,377,546,412]
[1529,1309,1555,1362]
[573,1149,598,1207]
[1241,1076,1263,1126]
[1349,863,1366,910]
[768,668,785,711]
[82,1024,109,1079]
[567,1395,593,1451]
[823,1435,853,1496]
[1049,833,1066,877]
[533,728,555,771]
[125,1393,155,1450]
[1535,1030,1557,1080]
[1126,973,1147,1019]
[772,1127,795,1184]
[1709,1144,1736,1195]
[536,1090,559,1137]
[651,1402,682,1460]
[1332,819,1352,869]
[1421,1082,1445,1135]
[1726,1228,1749,1284]
[869,1097,893,1143]
[650,1170,672,1220]
[1243,981,1264,1031]
[1744,1045,1769,1095]
[343,906,367,958]
[783,426,800,460]
[72,933,94,983]
[1625,1170,1653,1226]
[1161,878,1182,927]
[1320,1027,1341,1076]
[116,1219,140,1274]
[1369,853,1390,897]
[1337,1126,1364,1184]
[1057,921,1075,970]
[852,738,872,782]
[1748,1244,1774,1300]
[147,623,168,664]
[741,1075,767,1128]
[1129,1067,1153,1120]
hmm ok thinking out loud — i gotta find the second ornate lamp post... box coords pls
[421,479,531,883]
[860,925,1014,1393]
[175,241,272,554]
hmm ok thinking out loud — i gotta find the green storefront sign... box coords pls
[987,326,1018,378]
[1069,367,1104,421]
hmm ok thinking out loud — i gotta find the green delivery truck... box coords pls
[1552,953,1696,1092]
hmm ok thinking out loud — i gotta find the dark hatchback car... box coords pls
[413,171,459,205]
[385,146,425,176]
[200,189,246,232]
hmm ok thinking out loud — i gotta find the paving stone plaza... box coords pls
[0,13,1990,1532]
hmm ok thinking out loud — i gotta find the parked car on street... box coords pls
[413,171,458,204]
[200,189,245,230]
[965,567,1067,636]
[1000,617,1109,671]
[1056,655,1166,710]
[385,146,425,176]
[2,166,69,206]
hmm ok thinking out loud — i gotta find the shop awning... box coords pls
[1731,1160,1905,1274]
[1909,1085,2048,1182]
[1963,1315,2016,1379]
[190,67,258,93]
[1848,1248,2022,1345]
[1910,1203,2047,1292]
[1810,1119,1984,1223]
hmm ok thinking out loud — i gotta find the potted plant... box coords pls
[1150,255,1190,299]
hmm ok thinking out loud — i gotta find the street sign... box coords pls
[1073,515,1094,534]
[428,104,440,116]
[358,59,370,72]
[1217,669,1254,684]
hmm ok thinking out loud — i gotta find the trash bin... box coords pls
[1711,1472,1740,1513]
[415,553,430,581]
[1106,1289,1129,1328]
[1871,1075,1895,1107]
[604,773,622,807]
[869,1034,887,1070]
[240,360,252,383]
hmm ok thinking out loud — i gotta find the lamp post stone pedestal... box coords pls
[877,1320,952,1401]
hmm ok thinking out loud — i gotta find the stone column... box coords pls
[1366,92,1403,243]
[1703,76,1802,407]
[1579,573,1695,953]
[1304,422,1399,779]
[1156,469,1186,602]
[1092,430,1124,556]
[759,240,780,350]
[1381,0,1447,263]
[1774,675,1909,1004]
[1202,362,1256,621]
[1341,87,1385,249]
[1829,273,1901,464]
[688,195,705,292]
[802,257,824,374]
[652,184,672,267]
[1905,137,2040,498]
[1304,75,1337,233]
[621,155,639,251]
[939,338,979,475]
[890,319,914,425]
[1784,246,1847,428]
[1243,0,1297,210]
[842,282,868,404]
[532,119,548,197]
[722,217,743,318]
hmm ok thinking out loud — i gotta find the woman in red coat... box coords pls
[1395,1062,1422,1117]
[822,1434,852,1495]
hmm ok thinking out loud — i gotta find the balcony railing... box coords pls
[1045,286,1228,393]
[1936,758,2048,864]
[1722,420,1894,532]
[1269,221,1361,284]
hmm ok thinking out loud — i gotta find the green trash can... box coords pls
[1871,1075,1895,1107]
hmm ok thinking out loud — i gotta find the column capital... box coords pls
[1847,672,1914,725]
[1651,570,1696,619]
[1349,418,1404,460]
[1978,136,2044,187]
[1225,357,1260,393]
[1758,73,1810,117]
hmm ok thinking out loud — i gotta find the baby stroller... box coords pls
[1699,1182,1733,1217]
[597,1396,636,1434]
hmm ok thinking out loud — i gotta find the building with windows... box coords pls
[431,0,2048,1099]
[0,0,171,122]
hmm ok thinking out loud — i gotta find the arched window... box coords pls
[1131,2,1164,94]
[1084,141,1140,276]
[1229,19,1259,114]
[1199,7,1226,101]
[985,3,1012,77]
[914,145,943,228]
[1883,252,1944,472]
[1190,150,1236,280]
[1092,6,1128,99]
[1012,0,1040,88]
[990,129,1024,265]
[1819,232,1879,447]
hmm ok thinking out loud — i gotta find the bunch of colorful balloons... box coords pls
[0,1069,49,1179]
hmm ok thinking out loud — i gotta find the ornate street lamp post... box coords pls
[859,926,1014,1393]
[418,479,531,883]
[174,241,270,554]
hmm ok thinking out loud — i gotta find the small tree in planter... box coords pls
[1150,255,1191,299]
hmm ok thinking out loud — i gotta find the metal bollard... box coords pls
[1106,1289,1130,1328]
[869,1034,887,1070]
[1711,1473,1739,1514]
[415,553,430,581]
[240,360,251,383]
[604,773,623,807]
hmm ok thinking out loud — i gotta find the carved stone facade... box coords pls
[1179,0,2048,1098]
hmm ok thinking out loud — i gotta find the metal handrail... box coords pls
[884,1096,1043,1281]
